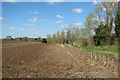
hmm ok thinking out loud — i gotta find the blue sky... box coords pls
[2,2,97,38]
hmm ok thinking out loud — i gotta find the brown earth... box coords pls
[2,41,118,78]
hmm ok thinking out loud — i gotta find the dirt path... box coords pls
[2,41,118,78]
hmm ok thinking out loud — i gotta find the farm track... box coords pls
[2,41,118,78]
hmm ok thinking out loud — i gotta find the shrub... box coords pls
[42,38,47,43]
[22,38,28,41]
[37,37,42,42]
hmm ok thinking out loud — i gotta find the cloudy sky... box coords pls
[2,1,97,38]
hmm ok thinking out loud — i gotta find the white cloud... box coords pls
[93,0,97,4]
[50,20,63,24]
[40,19,48,21]
[56,20,63,23]
[59,24,81,29]
[60,24,69,28]
[0,17,5,20]
[8,27,16,30]
[19,28,24,31]
[48,0,64,4]
[56,15,64,18]
[73,23,82,26]
[60,25,65,28]
[24,24,35,26]
[29,28,36,30]
[28,17,37,22]
[73,8,83,13]
[33,11,39,14]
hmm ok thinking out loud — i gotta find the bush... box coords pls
[42,38,47,43]
[22,38,28,41]
[37,37,42,42]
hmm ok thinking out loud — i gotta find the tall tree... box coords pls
[94,22,108,46]
[79,28,88,46]
[47,34,52,43]
[57,30,60,43]
[84,12,95,46]
[70,26,76,43]
[66,29,71,44]
[52,33,57,43]
[114,2,119,38]
[99,2,117,45]
[60,30,65,44]
[75,27,80,41]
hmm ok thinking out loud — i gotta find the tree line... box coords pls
[47,1,120,47]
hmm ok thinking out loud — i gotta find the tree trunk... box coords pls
[106,37,111,46]
[88,36,95,47]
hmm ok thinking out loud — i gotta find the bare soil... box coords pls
[2,41,118,78]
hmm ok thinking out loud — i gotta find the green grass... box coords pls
[74,45,118,61]
[74,45,118,53]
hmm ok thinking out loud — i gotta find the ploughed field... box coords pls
[2,41,118,78]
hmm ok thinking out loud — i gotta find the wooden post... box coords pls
[99,54,101,64]
[87,51,89,57]
[95,55,97,62]
[89,52,91,58]
[96,53,99,62]
[85,52,88,57]
[107,57,110,69]
[112,59,114,72]
[115,59,118,66]
[90,52,93,59]
[103,56,107,67]
[100,54,103,65]
[93,53,95,60]
[114,59,118,72]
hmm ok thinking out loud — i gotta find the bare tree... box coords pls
[66,29,71,44]
[84,12,95,46]
[57,30,60,43]
[47,34,52,43]
[95,1,118,46]
[52,33,57,43]
[75,27,80,41]
[60,30,65,44]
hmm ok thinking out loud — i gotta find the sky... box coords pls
[1,2,97,38]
